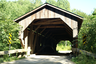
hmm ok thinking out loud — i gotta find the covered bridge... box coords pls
[14,3,83,54]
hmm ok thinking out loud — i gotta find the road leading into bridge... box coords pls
[1,54,75,64]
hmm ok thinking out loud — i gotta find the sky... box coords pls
[7,0,96,15]
[68,0,96,15]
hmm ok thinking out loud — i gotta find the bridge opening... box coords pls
[56,40,72,54]
[25,18,73,55]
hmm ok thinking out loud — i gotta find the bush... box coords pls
[71,54,96,64]
[0,54,25,63]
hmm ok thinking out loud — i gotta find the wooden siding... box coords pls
[14,3,83,22]
[19,8,78,38]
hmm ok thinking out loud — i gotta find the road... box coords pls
[1,54,75,64]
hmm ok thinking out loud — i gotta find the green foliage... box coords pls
[0,13,21,51]
[77,9,96,53]
[34,0,43,8]
[57,0,70,11]
[0,0,41,20]
[46,0,70,11]
[46,0,57,6]
[9,0,33,20]
[72,54,96,64]
[56,45,71,51]
[56,40,71,51]
[92,9,96,15]
[72,9,88,18]
[0,54,25,63]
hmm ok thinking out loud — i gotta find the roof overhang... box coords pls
[14,3,83,22]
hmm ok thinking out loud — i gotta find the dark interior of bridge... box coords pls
[27,18,73,54]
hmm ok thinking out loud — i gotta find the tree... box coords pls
[72,9,88,18]
[77,9,96,53]
[46,0,70,11]
[46,0,57,6]
[85,9,96,53]
[57,0,70,11]
[0,0,36,20]
[33,0,43,8]
[0,13,21,51]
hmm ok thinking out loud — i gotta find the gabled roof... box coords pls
[14,3,83,22]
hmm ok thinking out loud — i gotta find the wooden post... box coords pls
[31,32,35,54]
[72,37,78,55]
[33,33,38,53]
[27,46,31,56]
[28,25,34,54]
[24,29,28,50]
[72,37,78,48]
[73,21,78,38]
[19,31,25,49]
[35,35,40,53]
[40,35,43,47]
[25,37,28,49]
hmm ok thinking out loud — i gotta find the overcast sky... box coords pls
[7,0,96,15]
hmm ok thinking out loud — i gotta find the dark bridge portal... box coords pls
[27,18,73,54]
[14,3,83,54]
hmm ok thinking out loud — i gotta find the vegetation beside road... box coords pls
[71,53,96,64]
[0,54,25,63]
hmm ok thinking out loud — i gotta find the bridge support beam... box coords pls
[24,29,28,50]
[72,37,78,48]
[71,37,78,55]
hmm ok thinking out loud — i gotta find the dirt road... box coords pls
[1,54,75,64]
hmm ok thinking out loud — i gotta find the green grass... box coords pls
[56,45,71,51]
[71,54,96,64]
[0,54,25,63]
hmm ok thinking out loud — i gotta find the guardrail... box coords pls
[0,48,31,58]
[72,48,96,58]
[0,49,28,55]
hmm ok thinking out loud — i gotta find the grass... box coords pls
[0,54,25,63]
[56,45,71,51]
[71,53,96,64]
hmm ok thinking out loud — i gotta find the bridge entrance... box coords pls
[26,18,73,54]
